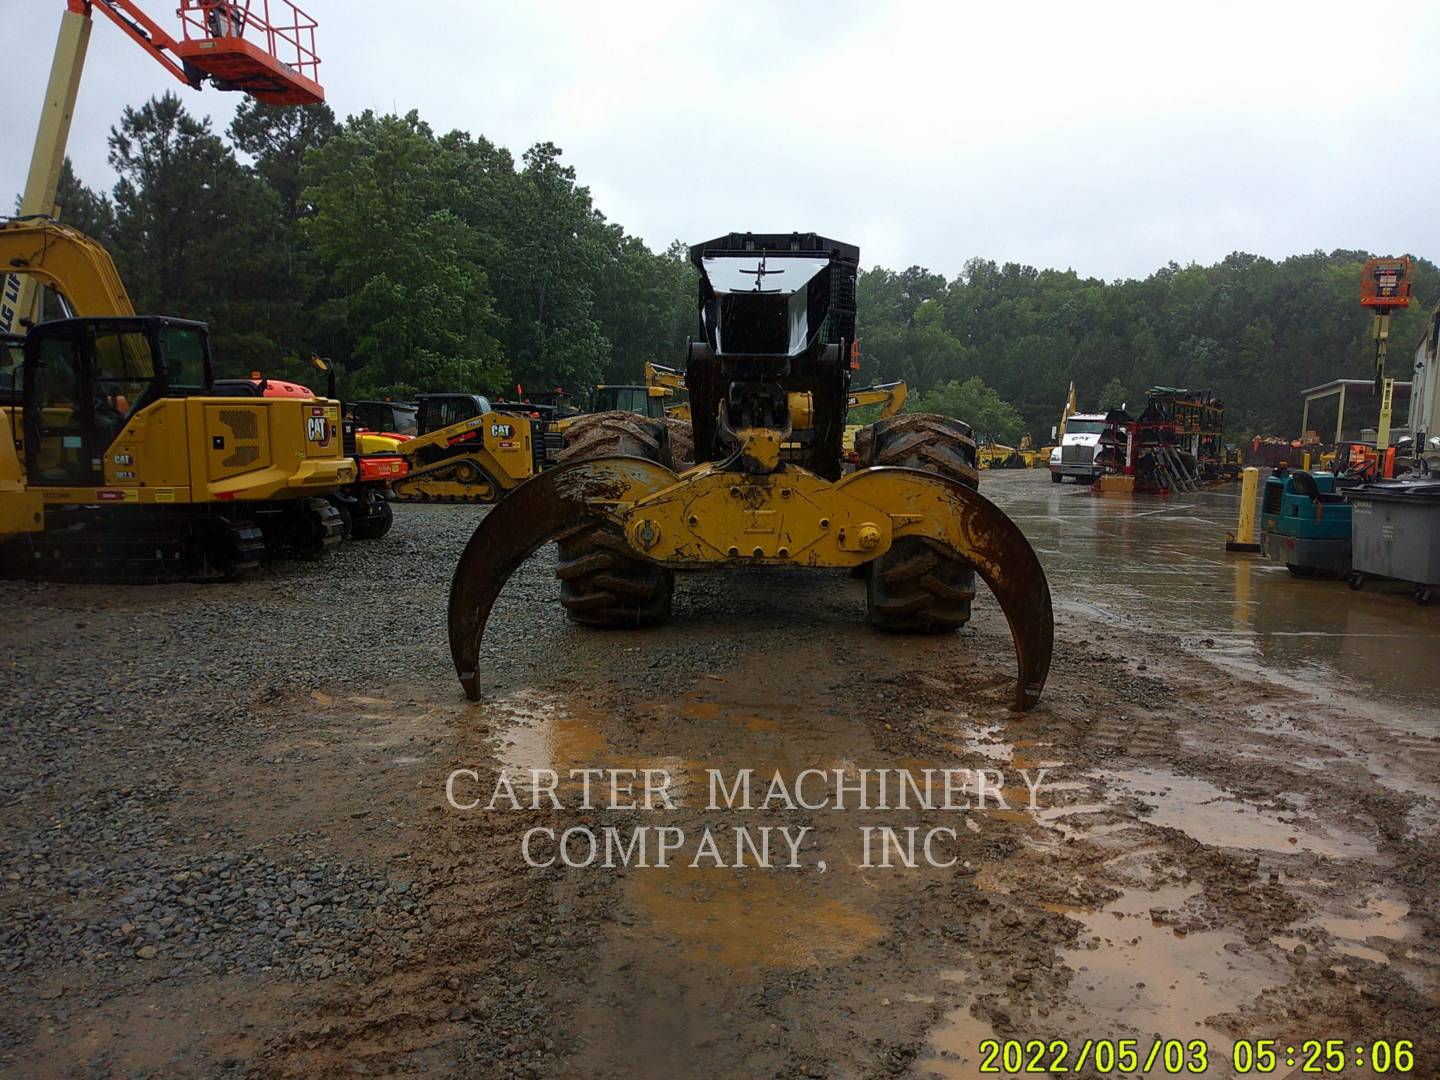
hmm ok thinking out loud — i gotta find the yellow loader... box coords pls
[384,393,543,503]
[448,232,1053,711]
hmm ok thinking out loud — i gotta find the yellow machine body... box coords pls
[447,233,1053,712]
[389,410,536,503]
[1,394,352,535]
[0,220,355,536]
[356,430,406,454]
[448,450,1055,711]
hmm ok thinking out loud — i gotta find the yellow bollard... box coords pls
[1302,451,1311,471]
[1226,466,1261,552]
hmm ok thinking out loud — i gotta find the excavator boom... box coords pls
[0,218,135,321]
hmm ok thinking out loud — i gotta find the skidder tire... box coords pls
[554,411,668,467]
[857,412,980,633]
[554,412,674,627]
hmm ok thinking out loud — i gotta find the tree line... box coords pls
[48,95,1438,442]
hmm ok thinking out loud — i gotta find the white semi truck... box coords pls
[1048,413,1110,483]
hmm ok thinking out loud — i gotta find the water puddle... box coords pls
[489,690,696,797]
[626,865,883,974]
[914,994,1001,1079]
[1060,883,1282,1043]
[1103,766,1376,858]
[981,471,1440,714]
[1275,896,1413,966]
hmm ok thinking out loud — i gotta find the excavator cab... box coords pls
[592,384,667,419]
[22,316,208,486]
[1,335,22,403]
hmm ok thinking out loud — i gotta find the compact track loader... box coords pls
[384,394,542,503]
[448,232,1053,710]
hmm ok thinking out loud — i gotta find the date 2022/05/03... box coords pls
[976,1037,1417,1075]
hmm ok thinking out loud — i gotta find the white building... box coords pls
[1407,303,1440,447]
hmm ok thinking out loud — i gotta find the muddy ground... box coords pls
[1,469,1437,1078]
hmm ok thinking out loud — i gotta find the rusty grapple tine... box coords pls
[930,479,1052,711]
[839,467,1054,711]
[447,457,676,700]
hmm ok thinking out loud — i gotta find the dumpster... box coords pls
[1346,479,1440,604]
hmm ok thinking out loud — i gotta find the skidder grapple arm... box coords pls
[449,456,1052,710]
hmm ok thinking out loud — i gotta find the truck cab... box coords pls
[1049,413,1109,483]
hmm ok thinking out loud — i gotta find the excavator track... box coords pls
[257,497,344,560]
[0,507,265,583]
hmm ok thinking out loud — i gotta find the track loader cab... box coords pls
[416,393,492,437]
[592,384,667,419]
[382,393,540,503]
[349,400,418,438]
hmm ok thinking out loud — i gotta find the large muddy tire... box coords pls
[554,413,674,627]
[554,411,667,467]
[855,413,979,633]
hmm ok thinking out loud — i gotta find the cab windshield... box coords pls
[1066,420,1108,435]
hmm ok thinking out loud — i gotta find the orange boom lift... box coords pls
[4,1,323,334]
[1360,256,1414,451]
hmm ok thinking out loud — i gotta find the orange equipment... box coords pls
[80,0,323,105]
[1360,257,1414,309]
[4,2,324,335]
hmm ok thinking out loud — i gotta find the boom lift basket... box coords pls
[171,0,323,105]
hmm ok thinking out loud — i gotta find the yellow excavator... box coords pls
[449,232,1053,712]
[0,217,362,578]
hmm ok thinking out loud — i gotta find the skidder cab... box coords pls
[448,232,1054,710]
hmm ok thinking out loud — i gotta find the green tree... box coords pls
[1097,377,1130,411]
[54,158,114,242]
[301,110,506,396]
[909,376,1026,442]
[107,92,288,364]
[228,99,338,223]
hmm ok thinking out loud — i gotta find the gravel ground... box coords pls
[1,483,1437,1078]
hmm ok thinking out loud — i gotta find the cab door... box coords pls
[23,322,95,485]
[24,320,161,486]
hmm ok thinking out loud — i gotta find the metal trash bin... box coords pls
[1347,480,1440,603]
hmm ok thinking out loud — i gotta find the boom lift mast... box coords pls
[1360,256,1413,452]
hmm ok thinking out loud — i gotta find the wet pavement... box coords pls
[985,469,1440,714]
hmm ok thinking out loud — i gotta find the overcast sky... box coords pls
[6,0,1437,281]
